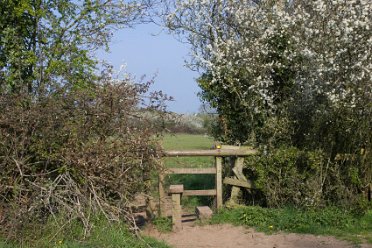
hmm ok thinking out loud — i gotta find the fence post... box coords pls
[169,185,184,231]
[215,156,223,209]
[158,171,166,217]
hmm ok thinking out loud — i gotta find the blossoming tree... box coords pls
[165,0,371,207]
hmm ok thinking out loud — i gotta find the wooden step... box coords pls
[195,206,213,220]
[182,214,198,223]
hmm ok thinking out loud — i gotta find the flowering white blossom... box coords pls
[166,0,371,113]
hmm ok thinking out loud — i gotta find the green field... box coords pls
[162,133,215,150]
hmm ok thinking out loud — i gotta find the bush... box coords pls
[0,79,168,240]
[246,146,371,211]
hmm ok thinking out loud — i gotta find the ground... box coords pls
[145,224,372,248]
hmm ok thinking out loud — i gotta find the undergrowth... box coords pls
[210,206,372,244]
[0,216,170,248]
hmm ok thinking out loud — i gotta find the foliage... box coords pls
[211,206,372,244]
[164,0,372,209]
[243,146,372,211]
[0,74,170,239]
[0,0,153,95]
[0,0,167,240]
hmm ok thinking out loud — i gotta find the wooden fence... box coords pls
[159,146,258,217]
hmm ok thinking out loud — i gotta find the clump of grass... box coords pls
[211,206,372,244]
[152,217,173,233]
[0,216,170,248]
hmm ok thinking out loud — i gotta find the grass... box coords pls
[161,133,215,168]
[0,216,170,248]
[161,133,215,150]
[161,133,216,209]
[210,206,372,245]
[152,217,173,233]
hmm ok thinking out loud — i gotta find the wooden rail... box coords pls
[163,148,257,157]
[183,189,217,196]
[158,146,258,217]
[165,167,216,174]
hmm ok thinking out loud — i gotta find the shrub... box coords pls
[0,79,168,240]
[247,146,371,211]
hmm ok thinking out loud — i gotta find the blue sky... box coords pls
[96,23,202,113]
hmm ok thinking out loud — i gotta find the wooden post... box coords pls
[158,172,166,217]
[169,185,183,231]
[215,156,223,209]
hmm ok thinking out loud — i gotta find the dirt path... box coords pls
[145,224,372,248]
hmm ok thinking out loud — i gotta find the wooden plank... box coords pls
[183,189,217,196]
[164,148,258,157]
[216,157,223,209]
[165,167,216,174]
[169,184,184,194]
[223,177,254,189]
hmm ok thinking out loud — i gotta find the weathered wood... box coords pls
[164,148,257,157]
[227,157,253,206]
[183,189,217,196]
[171,191,182,231]
[195,206,213,220]
[232,157,246,181]
[223,177,254,189]
[165,167,216,174]
[158,172,166,217]
[216,156,223,209]
[169,184,184,194]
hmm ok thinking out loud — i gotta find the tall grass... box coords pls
[0,216,170,248]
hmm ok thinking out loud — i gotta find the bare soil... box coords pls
[145,224,372,248]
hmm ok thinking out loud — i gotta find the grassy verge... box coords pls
[0,217,170,248]
[210,206,372,244]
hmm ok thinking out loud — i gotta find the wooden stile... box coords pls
[159,146,258,217]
